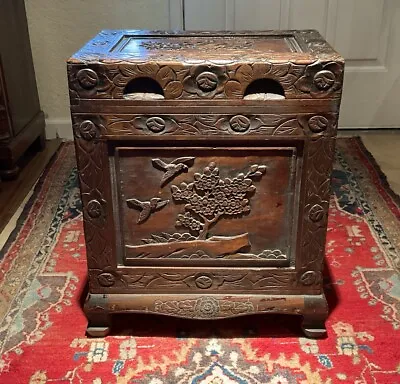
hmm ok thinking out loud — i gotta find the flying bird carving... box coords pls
[126,198,169,224]
[152,157,195,186]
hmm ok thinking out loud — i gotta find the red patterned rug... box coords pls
[0,138,399,383]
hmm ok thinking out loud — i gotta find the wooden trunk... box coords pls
[67,30,344,338]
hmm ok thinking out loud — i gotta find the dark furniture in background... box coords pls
[0,0,45,179]
[68,30,344,338]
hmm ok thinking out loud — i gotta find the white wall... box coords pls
[25,0,180,138]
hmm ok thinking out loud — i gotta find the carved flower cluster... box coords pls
[195,297,220,318]
[193,163,220,191]
[171,162,267,234]
[183,65,228,98]
[176,212,203,232]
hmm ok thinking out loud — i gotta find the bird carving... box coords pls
[126,198,169,224]
[152,157,195,186]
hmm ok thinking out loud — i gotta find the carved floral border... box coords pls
[72,113,338,138]
[68,60,344,101]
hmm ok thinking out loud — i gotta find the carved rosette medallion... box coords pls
[76,68,99,90]
[79,120,99,141]
[229,115,251,133]
[98,272,115,287]
[146,117,166,133]
[309,203,325,222]
[153,297,256,318]
[195,297,220,318]
[195,275,213,289]
[313,70,335,91]
[308,116,328,133]
[87,199,103,218]
[196,71,218,92]
[300,271,317,286]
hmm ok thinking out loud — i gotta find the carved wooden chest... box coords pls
[68,30,344,338]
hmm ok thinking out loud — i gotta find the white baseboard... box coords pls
[45,118,73,140]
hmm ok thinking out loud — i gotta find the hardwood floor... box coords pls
[0,139,61,237]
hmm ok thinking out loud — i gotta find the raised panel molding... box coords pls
[234,0,281,30]
[286,0,329,35]
[334,0,385,61]
[169,0,184,29]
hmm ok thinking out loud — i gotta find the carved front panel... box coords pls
[111,145,301,267]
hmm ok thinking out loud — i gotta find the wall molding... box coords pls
[45,118,73,140]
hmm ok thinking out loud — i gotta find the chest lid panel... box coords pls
[68,30,344,102]
[68,30,342,64]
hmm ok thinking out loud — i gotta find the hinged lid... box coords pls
[68,30,344,101]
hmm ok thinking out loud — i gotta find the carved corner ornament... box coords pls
[73,118,105,141]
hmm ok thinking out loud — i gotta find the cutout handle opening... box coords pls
[243,78,285,100]
[123,77,165,100]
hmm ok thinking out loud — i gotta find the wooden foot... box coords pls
[86,312,111,337]
[301,319,327,338]
[84,293,111,337]
[87,324,111,337]
[301,294,328,339]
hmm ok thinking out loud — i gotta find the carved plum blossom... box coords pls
[196,71,218,92]
[87,200,103,218]
[98,272,115,287]
[171,162,266,239]
[79,120,99,141]
[295,62,343,98]
[195,275,213,289]
[183,65,228,98]
[300,271,318,286]
[145,117,166,133]
[195,297,220,318]
[308,115,329,133]
[82,189,107,223]
[73,117,105,140]
[229,115,251,133]
[309,204,325,222]
[76,69,99,90]
[314,70,335,91]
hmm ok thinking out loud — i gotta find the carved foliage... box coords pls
[294,62,344,98]
[69,60,343,100]
[104,113,338,137]
[171,162,266,240]
[300,136,336,277]
[90,268,300,292]
[76,69,99,90]
[154,296,255,319]
[72,116,114,269]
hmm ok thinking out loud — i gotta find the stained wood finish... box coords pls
[0,1,46,179]
[68,30,344,338]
